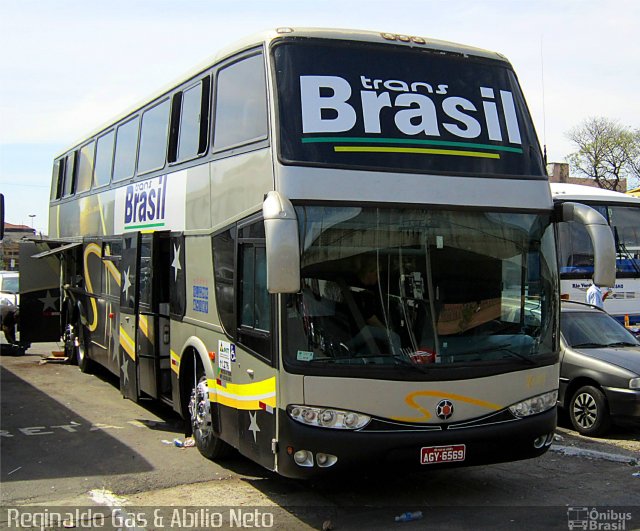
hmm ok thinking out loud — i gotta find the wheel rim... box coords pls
[572,391,598,430]
[65,323,82,360]
[76,325,85,363]
[189,379,212,439]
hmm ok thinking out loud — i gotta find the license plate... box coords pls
[420,444,466,464]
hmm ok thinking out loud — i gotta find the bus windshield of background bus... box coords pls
[558,204,640,276]
[284,207,557,373]
[274,40,545,177]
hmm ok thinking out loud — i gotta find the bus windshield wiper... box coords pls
[390,355,431,374]
[451,343,537,365]
[571,342,607,349]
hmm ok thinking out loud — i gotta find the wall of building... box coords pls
[0,223,36,270]
[547,162,627,192]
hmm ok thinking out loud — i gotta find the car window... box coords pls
[561,311,639,347]
[0,275,19,293]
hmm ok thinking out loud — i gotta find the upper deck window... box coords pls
[176,78,210,161]
[213,54,268,151]
[273,40,544,178]
[138,99,170,174]
[62,152,76,197]
[93,130,115,188]
[113,116,140,182]
[50,159,62,200]
[76,141,95,193]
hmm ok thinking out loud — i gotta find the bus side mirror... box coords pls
[560,201,616,288]
[263,191,300,293]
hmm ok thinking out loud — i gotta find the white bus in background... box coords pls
[20,28,615,478]
[552,183,640,326]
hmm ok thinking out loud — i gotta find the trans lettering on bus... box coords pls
[114,171,187,233]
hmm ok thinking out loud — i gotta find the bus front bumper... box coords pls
[276,407,556,479]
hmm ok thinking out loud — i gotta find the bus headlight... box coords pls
[288,405,371,429]
[509,390,558,418]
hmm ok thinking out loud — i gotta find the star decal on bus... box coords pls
[248,411,260,443]
[122,267,132,300]
[38,291,58,312]
[121,357,130,385]
[171,244,182,282]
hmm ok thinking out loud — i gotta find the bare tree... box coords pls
[566,117,640,190]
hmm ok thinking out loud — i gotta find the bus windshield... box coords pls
[274,40,545,177]
[284,207,557,375]
[558,204,640,277]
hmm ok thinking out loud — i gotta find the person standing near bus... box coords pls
[586,282,611,309]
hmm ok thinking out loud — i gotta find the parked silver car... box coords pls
[559,301,640,436]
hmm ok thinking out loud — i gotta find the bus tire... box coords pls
[189,372,232,460]
[76,320,93,374]
[569,385,611,436]
[64,322,78,365]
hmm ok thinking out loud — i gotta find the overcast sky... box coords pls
[1,0,638,234]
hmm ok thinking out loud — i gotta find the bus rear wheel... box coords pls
[63,322,78,365]
[188,373,232,460]
[74,320,93,374]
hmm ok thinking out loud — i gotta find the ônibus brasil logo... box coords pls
[299,74,524,160]
[123,175,168,230]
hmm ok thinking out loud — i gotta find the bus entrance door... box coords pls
[136,232,172,403]
[118,232,172,402]
[119,232,141,400]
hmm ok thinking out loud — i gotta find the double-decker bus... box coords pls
[552,183,640,326]
[21,28,614,478]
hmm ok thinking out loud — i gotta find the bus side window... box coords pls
[213,54,267,151]
[62,151,77,197]
[238,242,272,362]
[113,116,140,182]
[138,99,170,175]
[93,130,115,188]
[212,227,237,337]
[169,76,211,163]
[76,141,95,194]
[51,159,63,200]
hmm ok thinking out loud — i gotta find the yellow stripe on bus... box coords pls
[138,314,149,339]
[119,326,136,360]
[170,350,180,375]
[83,243,102,332]
[392,390,503,422]
[206,377,276,411]
[334,146,500,159]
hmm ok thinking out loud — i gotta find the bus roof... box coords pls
[57,27,510,157]
[550,183,640,205]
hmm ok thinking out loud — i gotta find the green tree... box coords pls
[566,117,640,191]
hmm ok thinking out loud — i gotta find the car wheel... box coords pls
[188,372,232,460]
[569,385,611,436]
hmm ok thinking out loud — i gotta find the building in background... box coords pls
[0,223,35,270]
[547,162,627,192]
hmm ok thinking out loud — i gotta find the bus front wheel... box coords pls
[188,373,231,460]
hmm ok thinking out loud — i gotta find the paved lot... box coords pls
[1,341,639,530]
